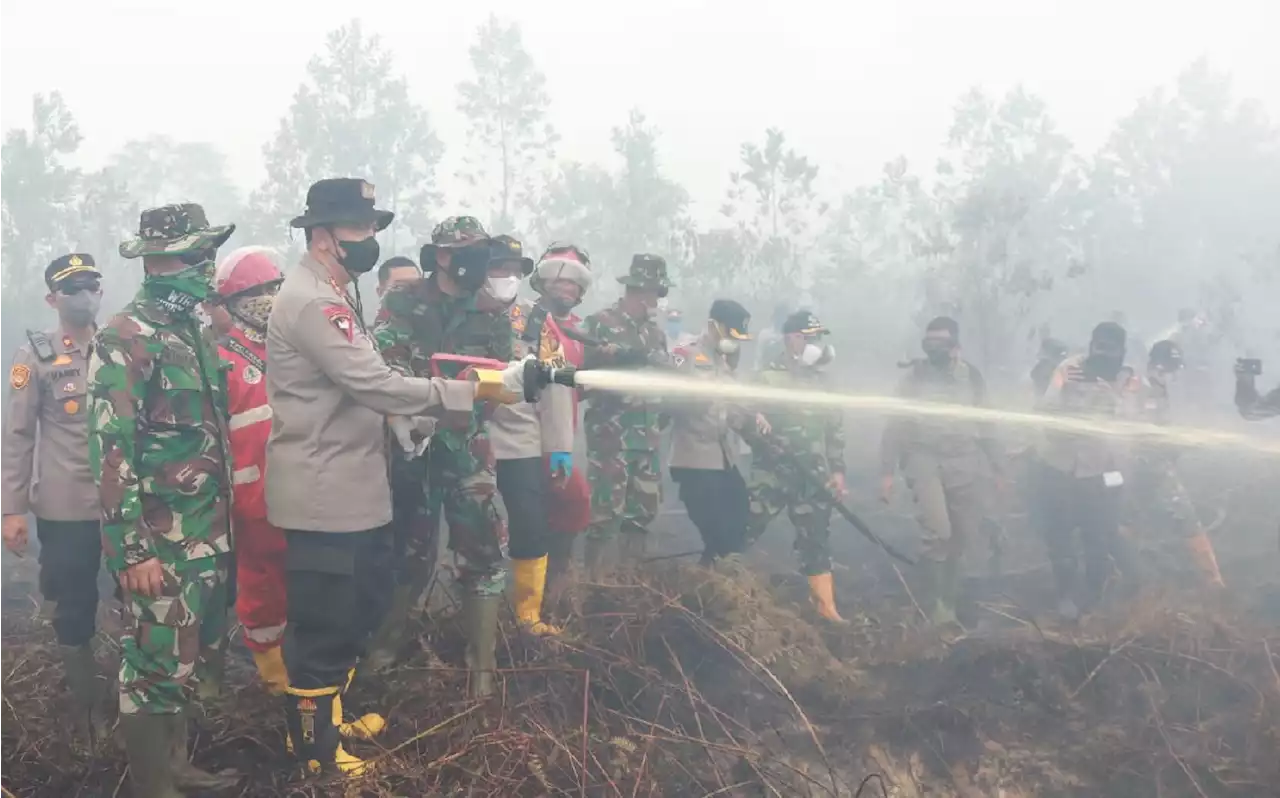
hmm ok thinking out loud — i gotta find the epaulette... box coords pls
[25,330,56,362]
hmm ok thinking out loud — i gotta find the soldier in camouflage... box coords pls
[88,204,240,797]
[1130,340,1224,587]
[372,215,514,698]
[879,317,1005,627]
[581,254,673,576]
[741,310,849,623]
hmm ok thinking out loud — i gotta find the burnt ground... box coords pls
[4,445,1280,797]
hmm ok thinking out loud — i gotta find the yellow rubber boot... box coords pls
[1187,531,1225,588]
[512,556,561,636]
[333,692,386,740]
[251,646,289,695]
[807,572,848,624]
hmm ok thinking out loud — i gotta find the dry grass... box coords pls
[3,559,1279,797]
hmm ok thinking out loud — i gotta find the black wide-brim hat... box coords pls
[290,178,394,232]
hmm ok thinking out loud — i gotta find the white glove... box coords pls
[501,355,535,400]
[388,416,430,458]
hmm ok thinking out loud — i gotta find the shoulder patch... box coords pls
[323,305,356,343]
[10,363,32,390]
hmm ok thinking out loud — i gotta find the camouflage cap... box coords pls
[431,216,489,247]
[616,253,674,293]
[119,203,235,260]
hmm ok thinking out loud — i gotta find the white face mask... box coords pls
[800,343,834,366]
[485,275,520,303]
[717,338,740,355]
[657,297,669,311]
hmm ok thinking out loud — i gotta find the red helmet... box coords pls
[215,247,283,298]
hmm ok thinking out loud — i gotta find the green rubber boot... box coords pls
[170,709,241,790]
[60,643,111,749]
[364,584,416,674]
[930,557,960,627]
[462,593,501,699]
[583,533,617,583]
[194,646,226,703]
[119,713,182,798]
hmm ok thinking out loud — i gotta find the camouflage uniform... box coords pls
[743,354,846,576]
[581,255,673,546]
[88,204,235,717]
[374,216,514,596]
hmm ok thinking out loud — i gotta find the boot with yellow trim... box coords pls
[251,645,289,695]
[284,686,373,778]
[806,572,848,625]
[512,555,561,636]
[462,593,501,698]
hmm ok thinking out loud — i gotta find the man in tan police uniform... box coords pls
[2,253,110,746]
[266,177,529,777]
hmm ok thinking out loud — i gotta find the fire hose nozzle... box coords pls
[522,359,579,403]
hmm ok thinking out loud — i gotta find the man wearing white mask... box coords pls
[741,310,849,624]
[487,235,577,636]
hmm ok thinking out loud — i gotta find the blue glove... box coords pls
[549,451,573,478]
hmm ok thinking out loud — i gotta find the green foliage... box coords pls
[541,109,693,294]
[702,128,826,302]
[108,136,240,238]
[457,14,557,235]
[244,19,443,262]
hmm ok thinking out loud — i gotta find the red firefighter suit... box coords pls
[213,247,289,693]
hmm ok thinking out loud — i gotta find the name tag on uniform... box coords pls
[1102,471,1124,488]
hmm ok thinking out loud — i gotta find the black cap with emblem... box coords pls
[708,299,752,339]
[490,234,535,276]
[782,310,828,336]
[290,178,395,231]
[45,253,101,292]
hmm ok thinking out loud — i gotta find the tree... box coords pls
[1082,59,1280,341]
[456,14,558,235]
[245,19,444,264]
[108,136,240,233]
[2,93,82,302]
[539,109,693,294]
[924,87,1085,371]
[1,94,138,347]
[712,128,826,300]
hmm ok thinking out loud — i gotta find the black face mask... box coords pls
[1085,350,1125,380]
[337,235,380,274]
[449,244,491,293]
[921,338,954,367]
[180,248,217,267]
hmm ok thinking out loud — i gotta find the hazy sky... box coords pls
[4,0,1278,223]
